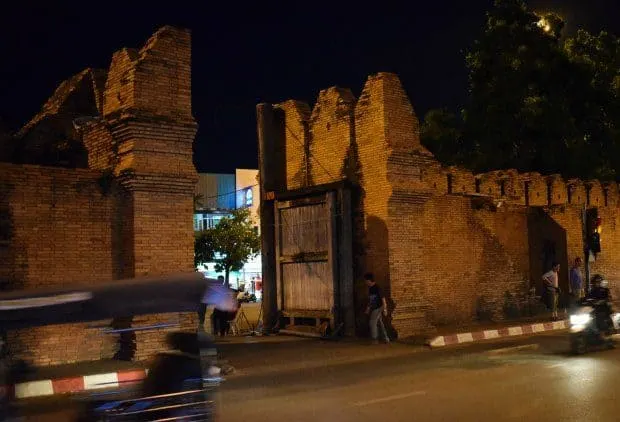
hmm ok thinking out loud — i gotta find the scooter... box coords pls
[569,298,620,354]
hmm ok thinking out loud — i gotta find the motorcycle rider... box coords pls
[586,274,613,334]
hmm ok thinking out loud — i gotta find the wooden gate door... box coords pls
[274,190,353,335]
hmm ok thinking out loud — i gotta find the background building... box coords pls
[194,169,262,296]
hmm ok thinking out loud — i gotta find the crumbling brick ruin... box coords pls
[261,72,620,337]
[0,26,198,365]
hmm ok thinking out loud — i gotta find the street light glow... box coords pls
[537,17,552,33]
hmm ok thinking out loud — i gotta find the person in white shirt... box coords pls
[543,262,561,320]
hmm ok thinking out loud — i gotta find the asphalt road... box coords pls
[12,331,620,421]
[220,332,620,422]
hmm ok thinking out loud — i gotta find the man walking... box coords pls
[570,257,584,305]
[543,262,561,320]
[364,273,389,344]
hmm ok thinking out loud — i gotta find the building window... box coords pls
[245,188,253,207]
[194,213,230,231]
[193,214,204,232]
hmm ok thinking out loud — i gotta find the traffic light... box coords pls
[586,208,602,254]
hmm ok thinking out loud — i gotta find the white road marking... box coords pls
[485,343,539,355]
[351,391,426,407]
[546,363,564,369]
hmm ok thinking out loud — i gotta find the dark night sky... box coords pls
[1,1,619,173]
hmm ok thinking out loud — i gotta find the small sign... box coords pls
[264,191,275,201]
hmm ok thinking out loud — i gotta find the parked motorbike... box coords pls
[569,298,620,354]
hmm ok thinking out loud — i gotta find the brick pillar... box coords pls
[256,103,287,333]
[355,73,433,338]
[102,26,198,359]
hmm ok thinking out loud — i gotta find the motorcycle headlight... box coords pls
[570,314,591,326]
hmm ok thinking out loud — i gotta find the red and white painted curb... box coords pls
[428,319,568,348]
[7,369,147,400]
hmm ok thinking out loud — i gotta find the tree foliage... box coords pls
[421,0,620,181]
[194,208,261,287]
[420,108,463,165]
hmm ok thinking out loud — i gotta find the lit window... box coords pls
[245,188,253,207]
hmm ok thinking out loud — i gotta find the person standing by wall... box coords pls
[570,257,584,306]
[364,273,389,344]
[543,262,561,320]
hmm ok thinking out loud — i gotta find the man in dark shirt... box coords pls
[364,273,389,344]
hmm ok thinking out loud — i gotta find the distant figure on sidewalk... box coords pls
[207,275,237,336]
[364,273,389,344]
[543,262,561,320]
[570,257,584,305]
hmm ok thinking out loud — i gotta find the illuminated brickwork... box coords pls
[267,72,620,338]
[1,26,198,365]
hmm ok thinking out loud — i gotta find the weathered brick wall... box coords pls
[1,163,117,364]
[354,75,393,313]
[2,26,199,365]
[82,120,115,170]
[130,190,195,276]
[278,100,311,190]
[0,164,115,288]
[265,71,620,338]
[420,197,530,326]
[309,87,356,186]
[100,25,199,359]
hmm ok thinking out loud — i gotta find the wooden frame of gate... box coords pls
[274,184,354,336]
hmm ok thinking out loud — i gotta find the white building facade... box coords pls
[194,169,262,297]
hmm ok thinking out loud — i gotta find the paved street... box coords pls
[222,332,620,421]
[13,331,620,421]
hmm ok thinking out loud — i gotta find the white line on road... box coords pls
[485,343,539,355]
[350,391,426,407]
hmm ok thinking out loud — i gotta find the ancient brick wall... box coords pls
[0,163,117,364]
[0,164,115,288]
[1,26,199,365]
[264,71,620,338]
[279,100,311,190]
[308,87,356,186]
